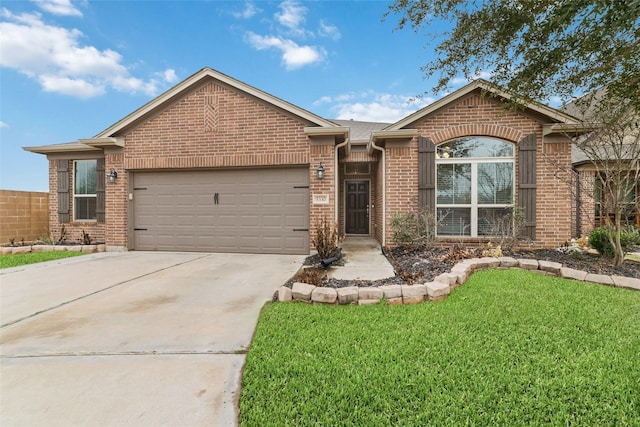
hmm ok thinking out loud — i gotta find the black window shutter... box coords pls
[418,136,436,211]
[57,159,70,223]
[96,158,105,223]
[518,134,537,240]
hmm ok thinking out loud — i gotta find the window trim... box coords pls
[435,137,515,237]
[73,159,98,222]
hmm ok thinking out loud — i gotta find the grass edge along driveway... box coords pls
[240,269,640,426]
[0,251,86,269]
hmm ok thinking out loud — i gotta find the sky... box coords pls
[0,0,482,192]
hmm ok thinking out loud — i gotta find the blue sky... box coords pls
[0,0,474,191]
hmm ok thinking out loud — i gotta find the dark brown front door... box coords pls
[346,180,369,234]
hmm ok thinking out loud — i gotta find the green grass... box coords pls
[240,269,640,426]
[0,250,87,269]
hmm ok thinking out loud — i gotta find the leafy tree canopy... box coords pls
[387,0,640,111]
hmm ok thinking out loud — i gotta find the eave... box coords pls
[78,137,125,148]
[23,142,101,155]
[542,123,601,136]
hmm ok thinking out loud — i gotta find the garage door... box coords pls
[132,168,309,254]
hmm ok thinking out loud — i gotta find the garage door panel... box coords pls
[133,168,309,254]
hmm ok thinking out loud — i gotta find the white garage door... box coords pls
[132,168,309,254]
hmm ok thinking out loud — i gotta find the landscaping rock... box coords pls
[12,246,32,254]
[425,281,450,301]
[277,286,292,302]
[434,272,457,285]
[358,299,380,305]
[67,246,82,252]
[81,245,97,253]
[498,257,519,268]
[358,287,383,302]
[584,273,614,286]
[380,284,403,305]
[477,257,501,269]
[54,245,67,252]
[401,284,426,304]
[560,267,588,281]
[538,260,562,275]
[312,287,338,304]
[336,287,359,305]
[97,244,107,252]
[517,259,539,270]
[379,285,402,299]
[292,282,316,302]
[611,275,640,291]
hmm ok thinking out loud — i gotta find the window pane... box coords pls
[74,196,96,220]
[478,207,513,236]
[437,137,513,159]
[477,163,513,204]
[74,160,97,195]
[437,163,471,204]
[437,208,471,236]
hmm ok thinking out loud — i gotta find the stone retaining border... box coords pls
[1,244,106,255]
[277,256,640,305]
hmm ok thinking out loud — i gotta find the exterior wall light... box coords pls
[107,169,118,184]
[317,163,325,179]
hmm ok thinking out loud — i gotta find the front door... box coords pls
[346,180,369,234]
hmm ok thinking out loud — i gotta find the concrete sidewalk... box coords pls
[328,237,395,281]
[1,252,304,426]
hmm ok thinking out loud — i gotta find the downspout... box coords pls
[370,139,386,247]
[335,138,349,225]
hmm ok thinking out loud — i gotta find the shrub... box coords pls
[312,217,340,259]
[295,268,326,286]
[589,226,640,257]
[390,209,437,247]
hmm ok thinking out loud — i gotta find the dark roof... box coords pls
[331,119,389,142]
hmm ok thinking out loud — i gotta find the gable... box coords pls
[96,67,335,139]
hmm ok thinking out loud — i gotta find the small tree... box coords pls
[312,217,341,259]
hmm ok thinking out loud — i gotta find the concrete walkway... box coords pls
[0,251,304,427]
[328,237,395,281]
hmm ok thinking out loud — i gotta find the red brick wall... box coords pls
[384,92,574,248]
[48,159,106,245]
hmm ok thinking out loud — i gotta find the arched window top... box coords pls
[436,136,514,159]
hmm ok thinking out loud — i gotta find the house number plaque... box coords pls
[312,194,330,205]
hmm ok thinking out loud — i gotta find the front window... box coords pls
[436,137,514,236]
[74,160,97,220]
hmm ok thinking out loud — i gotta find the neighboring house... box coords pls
[24,67,585,254]
[564,93,640,236]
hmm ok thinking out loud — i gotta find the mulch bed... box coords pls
[286,245,640,289]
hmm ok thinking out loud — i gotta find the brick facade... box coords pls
[382,92,574,248]
[0,190,49,244]
[35,70,581,254]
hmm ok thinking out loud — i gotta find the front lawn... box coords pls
[0,251,87,269]
[240,269,640,426]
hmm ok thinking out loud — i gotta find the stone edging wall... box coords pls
[1,244,106,255]
[277,256,640,305]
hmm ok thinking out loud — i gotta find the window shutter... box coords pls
[518,134,537,240]
[418,136,436,211]
[96,158,105,223]
[57,159,70,223]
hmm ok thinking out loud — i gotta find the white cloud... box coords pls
[0,10,175,98]
[450,70,493,86]
[162,68,178,83]
[232,1,259,19]
[317,91,436,123]
[0,121,8,128]
[318,20,341,41]
[32,0,82,17]
[275,0,306,36]
[246,32,324,70]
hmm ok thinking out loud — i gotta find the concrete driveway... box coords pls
[0,251,304,426]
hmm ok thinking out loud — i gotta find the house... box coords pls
[24,67,586,254]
